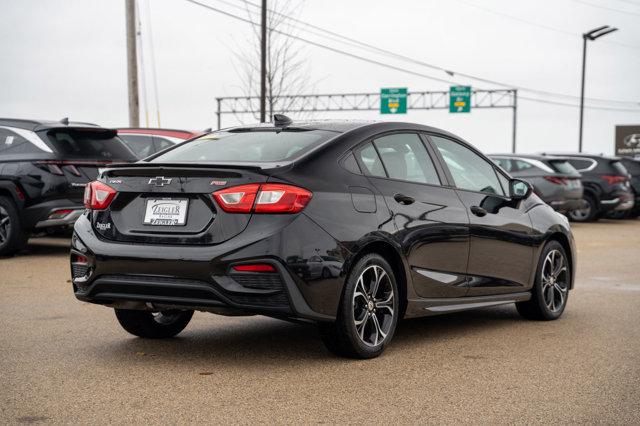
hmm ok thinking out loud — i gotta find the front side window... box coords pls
[150,129,336,163]
[373,133,440,185]
[431,136,505,196]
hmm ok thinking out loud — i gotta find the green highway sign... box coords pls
[449,86,472,113]
[380,88,407,114]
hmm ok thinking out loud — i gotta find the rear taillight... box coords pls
[544,176,568,185]
[232,263,276,272]
[83,181,117,210]
[601,175,628,185]
[213,183,312,214]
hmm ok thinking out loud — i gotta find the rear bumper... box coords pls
[23,199,84,230]
[70,213,345,321]
[600,195,634,212]
[547,198,586,213]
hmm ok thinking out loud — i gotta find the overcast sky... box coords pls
[1,0,639,154]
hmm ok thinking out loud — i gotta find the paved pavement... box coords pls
[1,221,639,424]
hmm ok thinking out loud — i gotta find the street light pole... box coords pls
[260,0,267,123]
[578,25,618,153]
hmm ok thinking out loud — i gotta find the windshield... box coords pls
[547,160,579,175]
[149,129,336,164]
[43,129,136,161]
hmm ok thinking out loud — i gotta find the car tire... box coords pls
[568,194,598,222]
[114,308,194,338]
[321,267,331,279]
[516,241,570,321]
[0,196,28,257]
[319,253,399,359]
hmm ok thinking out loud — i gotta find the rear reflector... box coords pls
[48,209,75,220]
[213,183,312,214]
[544,176,568,185]
[232,264,276,273]
[84,181,117,210]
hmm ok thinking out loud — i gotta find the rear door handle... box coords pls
[394,193,415,205]
[470,206,487,217]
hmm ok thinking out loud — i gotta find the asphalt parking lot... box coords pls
[1,221,639,424]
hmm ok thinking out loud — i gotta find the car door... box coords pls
[428,135,536,296]
[355,132,469,298]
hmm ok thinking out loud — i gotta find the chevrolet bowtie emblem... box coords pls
[148,176,172,187]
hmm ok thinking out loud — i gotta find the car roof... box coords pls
[539,152,621,161]
[0,117,102,131]
[489,153,574,161]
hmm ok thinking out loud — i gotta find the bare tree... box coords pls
[232,0,313,122]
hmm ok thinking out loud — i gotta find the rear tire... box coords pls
[516,241,570,321]
[568,194,598,222]
[319,253,399,359]
[114,309,193,338]
[0,196,28,257]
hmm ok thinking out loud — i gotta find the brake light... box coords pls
[601,175,627,185]
[232,264,276,272]
[544,176,568,185]
[83,181,117,210]
[213,183,312,214]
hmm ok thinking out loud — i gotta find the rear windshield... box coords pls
[611,160,629,176]
[547,160,578,175]
[43,129,136,161]
[149,129,336,163]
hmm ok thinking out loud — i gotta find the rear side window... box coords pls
[151,129,336,163]
[373,133,440,185]
[547,160,578,175]
[0,128,45,155]
[153,137,175,152]
[43,129,136,161]
[611,161,629,176]
[622,159,640,174]
[492,158,513,172]
[431,136,505,196]
[567,159,594,171]
[119,134,155,158]
[358,143,386,177]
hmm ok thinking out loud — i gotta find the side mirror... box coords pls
[510,178,532,200]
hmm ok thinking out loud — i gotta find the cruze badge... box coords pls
[148,176,172,187]
[210,180,227,186]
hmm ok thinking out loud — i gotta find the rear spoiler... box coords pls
[98,162,272,178]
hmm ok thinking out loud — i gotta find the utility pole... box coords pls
[125,0,140,127]
[259,0,267,123]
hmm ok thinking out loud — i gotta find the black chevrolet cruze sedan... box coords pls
[71,118,576,358]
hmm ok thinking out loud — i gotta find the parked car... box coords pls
[71,117,575,359]
[489,154,584,214]
[610,157,640,218]
[116,128,199,159]
[0,118,137,255]
[541,153,634,222]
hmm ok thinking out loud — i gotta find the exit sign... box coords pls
[380,88,407,114]
[450,86,472,113]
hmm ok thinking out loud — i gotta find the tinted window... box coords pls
[496,171,510,195]
[567,159,594,171]
[611,161,628,176]
[151,129,335,163]
[373,134,440,185]
[358,143,386,177]
[43,129,136,161]
[515,160,535,171]
[119,134,155,158]
[153,137,175,152]
[547,160,579,175]
[0,129,44,155]
[432,136,505,195]
[342,152,361,174]
[621,159,640,174]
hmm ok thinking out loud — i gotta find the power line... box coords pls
[454,0,640,51]
[184,0,640,112]
[230,0,639,106]
[569,0,640,17]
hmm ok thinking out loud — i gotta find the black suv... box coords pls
[542,153,634,222]
[615,157,640,218]
[0,118,136,255]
